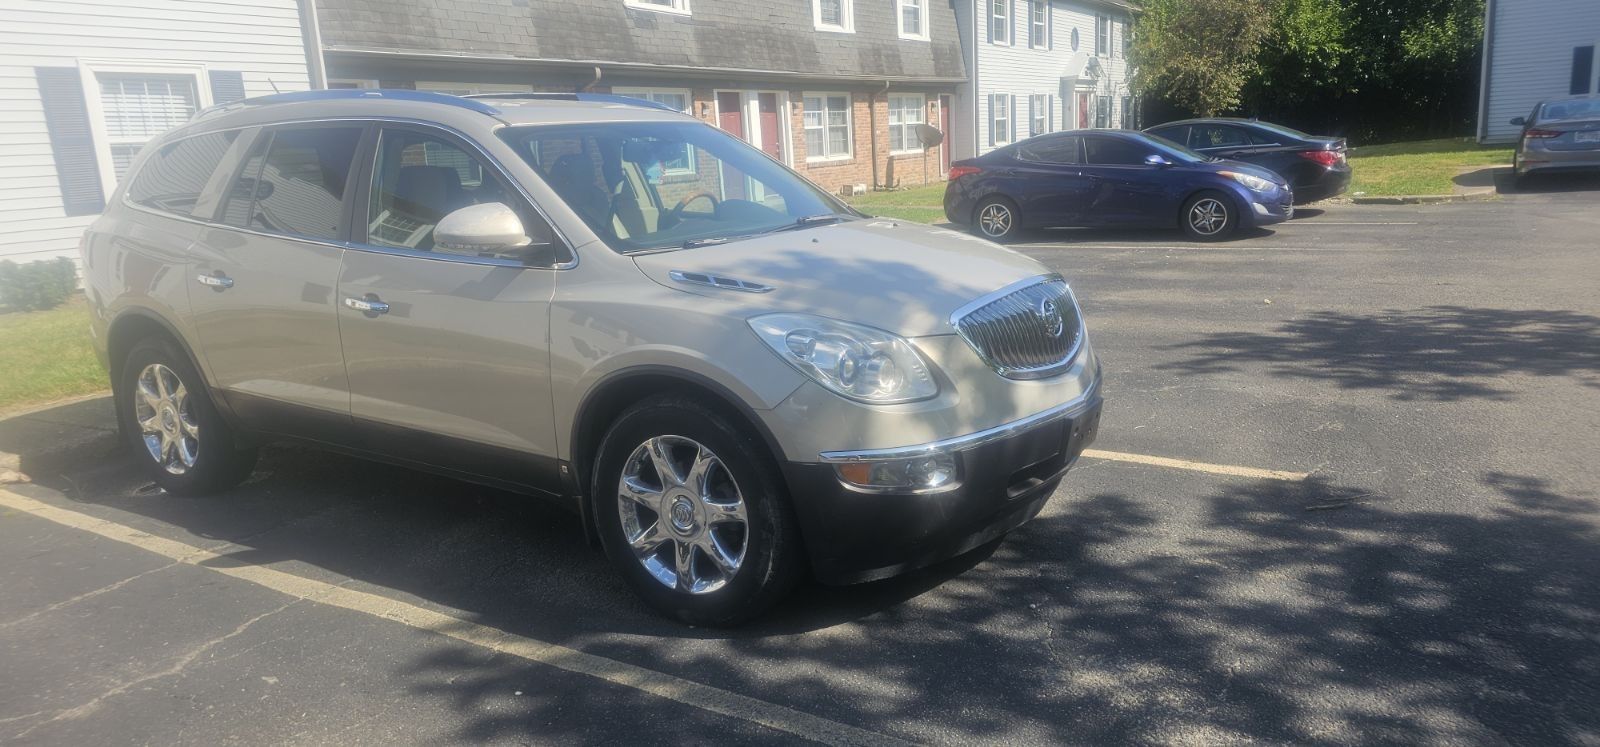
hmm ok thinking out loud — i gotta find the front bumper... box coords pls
[1248,194,1294,226]
[783,387,1104,584]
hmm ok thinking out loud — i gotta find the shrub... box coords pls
[0,257,78,312]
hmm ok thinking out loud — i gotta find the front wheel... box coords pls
[1181,191,1238,241]
[591,395,802,626]
[117,337,257,495]
[972,196,1021,242]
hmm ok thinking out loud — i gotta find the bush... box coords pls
[0,257,78,312]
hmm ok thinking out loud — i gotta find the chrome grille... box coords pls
[952,275,1082,379]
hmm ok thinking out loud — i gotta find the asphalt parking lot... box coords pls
[3,175,1599,745]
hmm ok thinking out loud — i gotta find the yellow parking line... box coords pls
[0,489,911,747]
[1081,449,1309,482]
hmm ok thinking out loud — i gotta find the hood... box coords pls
[632,219,1051,337]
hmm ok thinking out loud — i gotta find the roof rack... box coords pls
[462,92,681,112]
[195,89,502,119]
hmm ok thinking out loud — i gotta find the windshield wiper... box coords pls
[762,213,848,234]
[679,236,732,249]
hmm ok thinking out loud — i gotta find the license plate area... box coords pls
[1576,131,1600,143]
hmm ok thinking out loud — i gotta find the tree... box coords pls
[1129,0,1274,117]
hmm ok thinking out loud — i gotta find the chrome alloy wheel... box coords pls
[617,435,749,594]
[1188,198,1228,236]
[134,363,198,475]
[978,202,1013,237]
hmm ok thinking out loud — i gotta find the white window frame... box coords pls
[415,82,535,95]
[624,0,691,16]
[1029,0,1048,49]
[990,0,1009,44]
[803,92,854,162]
[888,93,927,155]
[991,94,1012,146]
[613,87,698,175]
[1030,94,1048,136]
[1095,15,1110,57]
[78,60,212,201]
[1121,20,1131,59]
[897,0,929,41]
[813,0,855,33]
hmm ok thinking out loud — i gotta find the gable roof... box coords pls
[319,0,967,83]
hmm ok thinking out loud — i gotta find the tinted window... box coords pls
[222,126,361,241]
[366,127,553,256]
[1084,136,1152,166]
[221,133,269,228]
[1016,136,1082,164]
[1146,125,1188,145]
[127,131,237,216]
[1190,124,1250,149]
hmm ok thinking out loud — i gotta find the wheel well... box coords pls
[570,370,784,508]
[106,313,182,385]
[972,192,1018,225]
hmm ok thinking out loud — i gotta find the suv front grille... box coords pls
[952,275,1082,380]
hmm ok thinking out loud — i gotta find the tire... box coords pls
[972,195,1021,242]
[591,395,802,626]
[1181,191,1238,241]
[117,337,257,496]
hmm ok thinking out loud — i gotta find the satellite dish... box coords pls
[915,123,945,148]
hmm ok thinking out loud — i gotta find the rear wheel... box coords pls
[972,196,1020,242]
[118,337,257,495]
[1181,191,1237,241]
[591,395,802,626]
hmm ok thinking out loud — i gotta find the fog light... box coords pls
[834,452,959,492]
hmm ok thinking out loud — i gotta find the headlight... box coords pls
[1220,170,1273,192]
[749,313,939,403]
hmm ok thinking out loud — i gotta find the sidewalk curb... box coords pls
[1350,192,1498,205]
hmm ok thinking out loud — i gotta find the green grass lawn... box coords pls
[845,183,948,223]
[1348,137,1513,196]
[0,296,107,413]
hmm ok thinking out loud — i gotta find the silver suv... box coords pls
[81,90,1103,625]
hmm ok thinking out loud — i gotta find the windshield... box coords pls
[1141,133,1213,163]
[1539,98,1600,122]
[499,121,856,253]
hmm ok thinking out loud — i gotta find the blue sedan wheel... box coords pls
[1181,192,1237,241]
[974,197,1019,241]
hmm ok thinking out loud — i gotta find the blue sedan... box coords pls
[944,129,1294,242]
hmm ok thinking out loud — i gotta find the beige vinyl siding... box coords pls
[0,0,311,265]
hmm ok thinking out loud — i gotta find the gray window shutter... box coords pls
[35,67,104,216]
[1572,46,1596,95]
[209,70,246,104]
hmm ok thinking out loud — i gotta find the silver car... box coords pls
[1511,94,1600,183]
[81,90,1102,625]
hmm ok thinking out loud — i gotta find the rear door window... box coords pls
[220,125,363,241]
[1146,126,1189,147]
[1016,136,1083,164]
[127,131,238,216]
[1189,124,1251,149]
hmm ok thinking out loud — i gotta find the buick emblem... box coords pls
[1035,298,1064,338]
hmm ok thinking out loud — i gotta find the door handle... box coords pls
[343,295,390,315]
[195,272,233,290]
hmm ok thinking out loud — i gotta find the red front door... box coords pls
[715,92,748,199]
[1078,93,1090,128]
[757,93,782,160]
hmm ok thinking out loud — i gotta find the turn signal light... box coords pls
[1524,129,1562,139]
[948,165,982,180]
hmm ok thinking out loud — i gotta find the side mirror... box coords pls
[433,203,539,259]
[1144,154,1173,167]
[1510,116,1526,126]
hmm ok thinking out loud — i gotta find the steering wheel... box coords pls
[669,191,721,221]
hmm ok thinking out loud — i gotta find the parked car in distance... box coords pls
[1510,93,1600,183]
[944,129,1293,242]
[80,89,1103,626]
[1144,118,1351,204]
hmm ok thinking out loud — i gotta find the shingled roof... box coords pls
[318,0,967,83]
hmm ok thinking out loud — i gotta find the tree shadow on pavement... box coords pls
[1159,305,1600,401]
